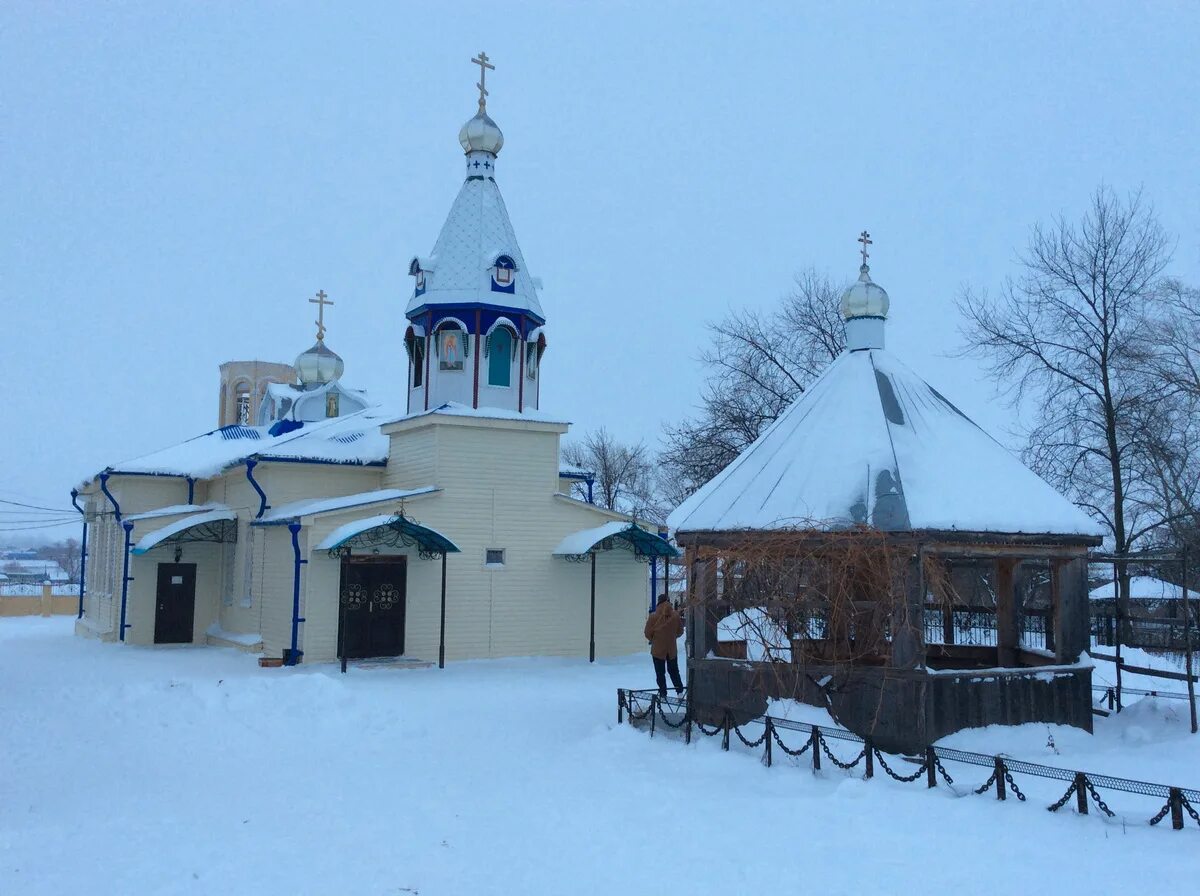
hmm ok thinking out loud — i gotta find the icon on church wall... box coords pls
[439,329,464,370]
[326,391,340,418]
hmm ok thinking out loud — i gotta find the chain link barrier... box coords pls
[617,687,1198,831]
[873,749,928,783]
[818,731,867,770]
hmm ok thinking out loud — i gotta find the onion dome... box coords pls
[840,263,890,320]
[295,341,344,386]
[458,110,504,156]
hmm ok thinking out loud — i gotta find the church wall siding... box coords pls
[259,526,300,659]
[382,426,438,491]
[261,464,384,510]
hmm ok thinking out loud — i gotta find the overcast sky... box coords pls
[3,1,1198,542]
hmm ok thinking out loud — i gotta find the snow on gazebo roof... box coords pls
[669,247,1102,541]
[669,348,1101,539]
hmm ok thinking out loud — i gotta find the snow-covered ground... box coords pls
[2,617,1197,895]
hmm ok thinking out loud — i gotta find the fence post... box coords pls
[764,718,773,768]
[650,696,657,739]
[1169,788,1184,831]
[40,582,53,617]
[1074,772,1088,815]
[811,727,821,771]
[617,690,624,725]
[864,740,874,779]
[1107,687,1115,711]
[721,710,731,752]
[926,748,937,788]
[994,757,1006,800]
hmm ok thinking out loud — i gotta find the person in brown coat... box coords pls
[644,594,685,698]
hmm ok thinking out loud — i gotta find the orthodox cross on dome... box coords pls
[310,289,334,342]
[858,230,873,267]
[471,51,495,112]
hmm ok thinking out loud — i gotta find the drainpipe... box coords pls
[186,477,196,505]
[118,520,134,642]
[99,471,121,522]
[70,489,88,619]
[245,459,268,518]
[586,477,594,505]
[285,522,307,665]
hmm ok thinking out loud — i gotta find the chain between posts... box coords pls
[1084,776,1115,817]
[818,730,867,770]
[769,723,813,757]
[1048,779,1079,813]
[873,749,928,783]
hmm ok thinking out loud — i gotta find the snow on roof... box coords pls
[381,401,570,428]
[125,503,230,522]
[404,175,545,321]
[95,405,398,483]
[668,348,1104,539]
[314,513,457,552]
[553,521,631,556]
[0,559,70,581]
[258,487,439,523]
[1088,576,1189,602]
[132,509,237,554]
[559,462,594,479]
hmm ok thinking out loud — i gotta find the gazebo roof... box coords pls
[668,348,1103,540]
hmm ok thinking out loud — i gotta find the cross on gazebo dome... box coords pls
[471,51,495,113]
[310,289,334,342]
[858,230,873,267]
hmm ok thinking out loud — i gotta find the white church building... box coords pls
[73,56,671,666]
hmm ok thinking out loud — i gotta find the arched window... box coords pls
[487,327,513,387]
[235,383,251,424]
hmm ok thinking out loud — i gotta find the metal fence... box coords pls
[922,605,1050,650]
[1091,614,1200,651]
[618,688,1200,832]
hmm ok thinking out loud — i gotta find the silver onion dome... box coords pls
[840,264,890,320]
[458,110,504,156]
[294,341,344,386]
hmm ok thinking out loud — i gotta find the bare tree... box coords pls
[660,268,846,503]
[562,428,660,521]
[958,186,1173,608]
[38,539,83,582]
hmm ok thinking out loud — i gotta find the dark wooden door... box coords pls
[154,563,197,644]
[338,558,407,659]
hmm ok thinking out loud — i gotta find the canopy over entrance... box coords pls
[132,509,238,555]
[317,512,460,560]
[553,521,678,561]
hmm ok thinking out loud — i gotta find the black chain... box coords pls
[626,699,654,721]
[655,701,688,729]
[694,721,724,737]
[1048,781,1078,813]
[769,724,813,757]
[1002,769,1027,802]
[1149,800,1173,826]
[732,724,768,748]
[873,749,927,783]
[1182,794,1200,827]
[1083,777,1115,817]
[973,769,998,795]
[818,732,866,770]
[931,751,955,786]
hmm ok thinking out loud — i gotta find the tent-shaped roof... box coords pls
[668,348,1103,539]
[405,137,544,323]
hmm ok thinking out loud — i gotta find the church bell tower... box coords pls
[404,52,547,414]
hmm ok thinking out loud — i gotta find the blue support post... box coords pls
[285,522,307,665]
[118,520,134,641]
[70,489,87,619]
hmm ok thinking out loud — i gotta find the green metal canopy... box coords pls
[553,521,679,561]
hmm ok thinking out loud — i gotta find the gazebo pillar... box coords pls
[1050,557,1088,663]
[687,549,720,660]
[995,558,1021,666]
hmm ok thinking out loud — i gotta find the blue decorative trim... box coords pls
[99,472,122,522]
[408,302,545,330]
[268,419,304,437]
[285,522,307,666]
[119,521,134,642]
[245,459,268,519]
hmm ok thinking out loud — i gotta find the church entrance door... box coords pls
[154,563,196,644]
[338,557,407,660]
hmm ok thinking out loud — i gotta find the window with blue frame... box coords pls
[491,256,516,294]
[488,328,513,387]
